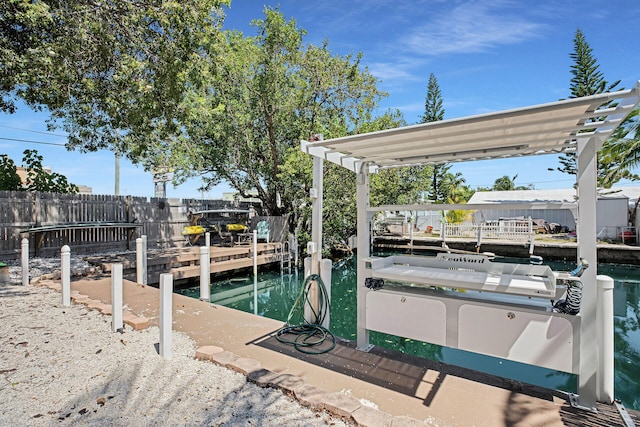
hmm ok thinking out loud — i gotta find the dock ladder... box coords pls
[280,241,292,274]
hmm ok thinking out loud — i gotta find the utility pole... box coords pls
[115,152,120,195]
[114,129,120,195]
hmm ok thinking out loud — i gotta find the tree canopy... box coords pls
[1,0,229,157]
[0,154,22,191]
[170,8,386,215]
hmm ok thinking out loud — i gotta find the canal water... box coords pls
[176,255,640,410]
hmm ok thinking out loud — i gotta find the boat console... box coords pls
[365,253,560,299]
[360,253,586,374]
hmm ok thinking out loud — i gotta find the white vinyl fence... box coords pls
[443,218,533,243]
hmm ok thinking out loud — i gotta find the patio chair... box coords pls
[257,220,270,243]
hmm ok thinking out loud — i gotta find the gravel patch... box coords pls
[0,281,349,426]
[5,254,96,283]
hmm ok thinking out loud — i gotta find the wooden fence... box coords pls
[0,191,256,259]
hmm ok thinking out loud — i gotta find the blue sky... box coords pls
[1,0,639,197]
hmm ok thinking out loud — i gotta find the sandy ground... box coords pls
[0,280,349,426]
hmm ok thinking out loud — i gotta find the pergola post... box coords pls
[356,163,371,350]
[304,154,323,323]
[575,135,600,409]
[310,155,323,275]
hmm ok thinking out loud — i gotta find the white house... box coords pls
[467,186,640,238]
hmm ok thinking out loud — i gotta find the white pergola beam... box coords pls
[305,83,639,169]
[368,202,578,212]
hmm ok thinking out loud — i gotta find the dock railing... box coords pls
[443,219,533,242]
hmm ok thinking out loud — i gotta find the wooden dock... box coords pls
[86,242,290,284]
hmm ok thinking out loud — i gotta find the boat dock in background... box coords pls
[373,235,640,264]
[85,242,290,284]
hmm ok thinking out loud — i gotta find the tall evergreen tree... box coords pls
[421,73,450,202]
[421,73,445,123]
[569,29,620,98]
[556,28,620,176]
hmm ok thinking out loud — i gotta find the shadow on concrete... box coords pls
[250,332,556,408]
[253,331,640,424]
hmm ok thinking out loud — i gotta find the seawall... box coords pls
[373,236,640,264]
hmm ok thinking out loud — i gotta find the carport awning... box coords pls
[301,82,640,172]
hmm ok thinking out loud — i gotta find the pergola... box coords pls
[301,81,640,408]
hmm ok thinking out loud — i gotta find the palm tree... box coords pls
[492,174,533,191]
[601,107,640,227]
[601,107,640,187]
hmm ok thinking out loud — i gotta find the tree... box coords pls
[440,171,473,223]
[278,110,408,253]
[569,29,620,98]
[22,150,78,193]
[420,73,450,203]
[370,166,432,206]
[0,154,22,191]
[0,150,78,193]
[421,73,444,124]
[175,8,386,216]
[556,28,620,177]
[600,107,640,187]
[492,174,533,191]
[600,107,640,231]
[1,0,229,160]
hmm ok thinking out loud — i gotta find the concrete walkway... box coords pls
[46,275,639,426]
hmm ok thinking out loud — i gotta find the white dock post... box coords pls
[303,258,312,324]
[159,273,173,359]
[61,245,71,307]
[596,275,615,403]
[319,259,332,329]
[136,237,143,284]
[111,263,123,332]
[253,230,258,315]
[199,246,210,302]
[142,235,148,285]
[409,212,414,248]
[304,257,311,278]
[205,232,211,248]
[21,238,29,286]
[528,217,535,256]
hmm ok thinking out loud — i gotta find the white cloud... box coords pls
[403,1,546,56]
[355,1,549,90]
[369,61,419,82]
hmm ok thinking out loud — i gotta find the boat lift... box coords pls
[302,82,640,410]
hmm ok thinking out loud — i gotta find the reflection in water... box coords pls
[606,266,640,411]
[176,256,640,410]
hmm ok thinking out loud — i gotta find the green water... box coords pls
[176,256,640,410]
